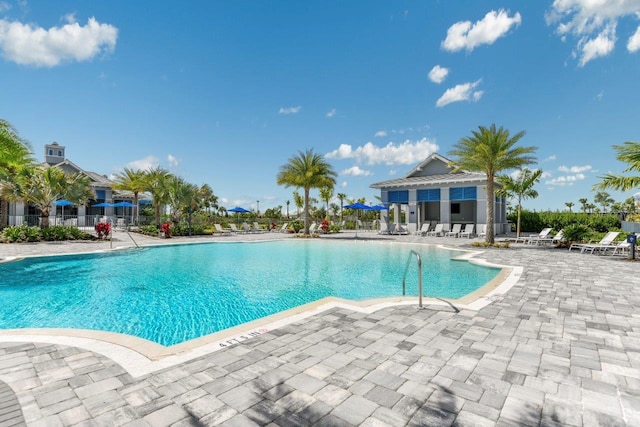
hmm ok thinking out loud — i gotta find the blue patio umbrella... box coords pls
[344,203,373,237]
[228,206,250,224]
[93,202,114,207]
[54,199,74,222]
[112,201,135,207]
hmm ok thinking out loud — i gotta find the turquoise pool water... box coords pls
[0,240,499,346]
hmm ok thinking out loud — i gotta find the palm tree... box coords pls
[277,149,337,235]
[167,176,201,235]
[1,166,93,227]
[286,200,290,218]
[496,168,542,238]
[145,167,171,226]
[594,141,640,193]
[319,185,334,219]
[0,119,34,227]
[448,124,537,243]
[579,198,588,213]
[593,191,614,213]
[337,193,347,221]
[112,167,147,225]
[565,202,574,213]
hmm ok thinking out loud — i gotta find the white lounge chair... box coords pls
[569,231,620,254]
[414,223,430,236]
[425,223,444,237]
[391,224,409,235]
[514,227,552,244]
[229,223,245,234]
[252,222,267,233]
[535,229,564,246]
[458,224,475,238]
[476,224,487,239]
[278,223,289,233]
[214,223,232,235]
[445,224,462,238]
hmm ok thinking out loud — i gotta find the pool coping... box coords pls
[0,241,521,377]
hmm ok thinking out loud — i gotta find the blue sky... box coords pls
[1,1,640,212]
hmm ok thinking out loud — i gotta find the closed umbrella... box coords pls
[113,201,135,224]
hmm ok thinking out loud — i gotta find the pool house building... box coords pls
[370,153,508,235]
[1,142,149,228]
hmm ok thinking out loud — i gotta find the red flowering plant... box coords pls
[160,222,172,238]
[320,219,330,233]
[95,222,111,239]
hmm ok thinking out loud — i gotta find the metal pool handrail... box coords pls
[402,250,424,309]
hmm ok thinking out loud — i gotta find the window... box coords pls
[387,190,409,203]
[417,189,441,202]
[48,149,53,155]
[57,150,62,156]
[451,203,461,214]
[450,186,477,201]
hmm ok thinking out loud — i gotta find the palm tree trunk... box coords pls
[486,177,495,244]
[516,205,521,238]
[133,192,139,226]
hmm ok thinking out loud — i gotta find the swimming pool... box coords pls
[0,240,499,346]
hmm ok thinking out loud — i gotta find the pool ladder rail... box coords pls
[402,250,424,309]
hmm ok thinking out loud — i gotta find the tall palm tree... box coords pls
[145,167,171,226]
[167,176,201,235]
[319,185,334,219]
[286,200,290,218]
[496,168,542,238]
[594,141,640,193]
[448,124,537,243]
[593,191,614,213]
[565,202,574,213]
[277,149,337,235]
[579,198,588,213]
[112,167,147,225]
[337,193,347,221]
[1,166,93,227]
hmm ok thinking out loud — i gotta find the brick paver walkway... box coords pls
[1,233,639,426]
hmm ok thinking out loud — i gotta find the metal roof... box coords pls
[370,171,488,189]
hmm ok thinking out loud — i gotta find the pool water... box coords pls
[0,240,499,346]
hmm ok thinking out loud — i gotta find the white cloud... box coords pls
[341,166,372,177]
[326,108,336,118]
[0,2,11,13]
[340,181,347,188]
[0,15,118,67]
[545,173,586,186]
[597,90,604,100]
[578,24,616,66]
[278,106,301,115]
[167,154,179,168]
[541,171,553,178]
[542,155,557,162]
[441,9,522,52]
[628,26,640,52]
[126,155,159,171]
[547,0,640,65]
[326,137,439,166]
[436,80,483,107]
[558,164,592,173]
[374,130,387,138]
[428,65,449,83]
[389,169,397,176]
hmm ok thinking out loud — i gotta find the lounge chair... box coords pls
[476,224,487,239]
[458,224,475,238]
[603,240,631,256]
[278,223,289,233]
[252,222,267,233]
[514,227,552,244]
[535,229,564,246]
[425,223,444,237]
[214,223,232,235]
[229,223,245,234]
[391,224,409,235]
[414,223,430,236]
[569,231,620,254]
[445,223,462,238]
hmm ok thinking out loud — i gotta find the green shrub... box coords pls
[563,224,591,243]
[0,225,40,242]
[138,225,158,236]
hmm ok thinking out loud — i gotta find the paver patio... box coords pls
[1,231,639,426]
